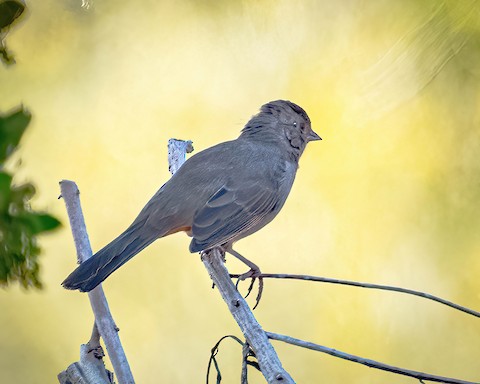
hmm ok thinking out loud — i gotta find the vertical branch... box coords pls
[168,138,193,175]
[60,180,135,384]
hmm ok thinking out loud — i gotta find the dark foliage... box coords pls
[0,106,60,288]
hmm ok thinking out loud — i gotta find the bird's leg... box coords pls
[225,247,264,309]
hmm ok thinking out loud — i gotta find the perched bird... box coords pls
[62,100,321,305]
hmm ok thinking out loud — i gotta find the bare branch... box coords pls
[168,138,193,175]
[57,344,114,384]
[201,250,295,383]
[230,273,480,318]
[266,332,477,384]
[60,180,135,384]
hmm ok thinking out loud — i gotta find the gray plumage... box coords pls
[62,100,320,292]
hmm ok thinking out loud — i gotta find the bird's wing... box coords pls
[189,181,277,252]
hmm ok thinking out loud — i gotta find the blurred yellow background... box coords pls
[1,0,480,382]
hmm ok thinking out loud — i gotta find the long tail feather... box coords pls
[62,223,156,292]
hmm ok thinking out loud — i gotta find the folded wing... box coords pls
[189,181,277,252]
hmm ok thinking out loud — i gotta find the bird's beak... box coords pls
[307,130,322,142]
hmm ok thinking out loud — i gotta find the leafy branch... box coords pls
[0,107,61,288]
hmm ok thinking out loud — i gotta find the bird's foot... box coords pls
[225,247,264,309]
[235,267,264,310]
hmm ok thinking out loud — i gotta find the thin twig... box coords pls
[229,273,480,318]
[86,323,102,353]
[206,335,245,384]
[60,180,135,384]
[266,332,478,384]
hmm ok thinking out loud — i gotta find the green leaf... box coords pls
[11,182,35,200]
[18,212,61,235]
[0,105,61,289]
[0,171,12,212]
[0,106,31,164]
[0,0,25,31]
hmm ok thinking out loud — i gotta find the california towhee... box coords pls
[62,100,321,301]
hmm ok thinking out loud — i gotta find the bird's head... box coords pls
[241,100,321,160]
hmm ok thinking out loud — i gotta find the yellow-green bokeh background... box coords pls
[1,1,480,382]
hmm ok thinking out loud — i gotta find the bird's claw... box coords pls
[235,268,264,310]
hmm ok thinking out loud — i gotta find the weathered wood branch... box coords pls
[202,250,295,383]
[59,180,135,384]
[57,343,114,384]
[267,332,478,384]
[167,138,193,175]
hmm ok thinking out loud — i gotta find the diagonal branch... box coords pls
[202,250,295,383]
[266,332,478,384]
[60,180,135,384]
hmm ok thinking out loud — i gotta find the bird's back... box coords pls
[133,137,298,250]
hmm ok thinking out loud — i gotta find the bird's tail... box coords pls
[62,222,156,292]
